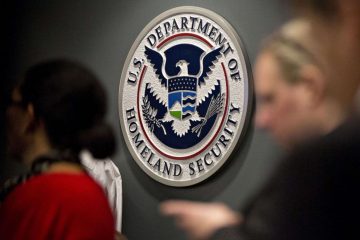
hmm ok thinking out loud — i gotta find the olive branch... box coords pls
[142,95,167,135]
[191,93,225,137]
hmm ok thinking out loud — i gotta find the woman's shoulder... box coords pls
[6,172,105,205]
[2,172,112,221]
[0,173,115,239]
[31,172,102,195]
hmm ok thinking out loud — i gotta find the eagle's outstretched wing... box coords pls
[197,78,221,105]
[144,46,167,87]
[198,46,223,85]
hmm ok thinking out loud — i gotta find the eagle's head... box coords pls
[176,60,189,76]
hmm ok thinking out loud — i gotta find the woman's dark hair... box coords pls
[20,59,115,159]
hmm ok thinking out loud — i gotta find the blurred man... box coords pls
[161,3,360,237]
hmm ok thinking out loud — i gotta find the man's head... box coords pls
[255,19,344,149]
[291,0,360,112]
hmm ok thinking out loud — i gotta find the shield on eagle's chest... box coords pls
[168,76,197,120]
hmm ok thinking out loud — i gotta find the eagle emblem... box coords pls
[142,44,225,149]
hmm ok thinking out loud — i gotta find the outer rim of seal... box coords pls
[118,6,254,187]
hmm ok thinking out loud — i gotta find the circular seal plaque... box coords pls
[119,6,253,187]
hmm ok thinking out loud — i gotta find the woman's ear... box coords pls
[24,103,39,133]
[298,64,326,108]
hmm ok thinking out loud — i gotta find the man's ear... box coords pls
[298,64,326,108]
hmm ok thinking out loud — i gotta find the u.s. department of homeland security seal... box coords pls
[119,6,253,187]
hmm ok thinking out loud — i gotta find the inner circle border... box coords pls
[136,62,229,160]
[118,6,254,187]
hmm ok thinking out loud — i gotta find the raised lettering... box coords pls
[189,16,198,30]
[208,26,218,41]
[155,26,164,40]
[153,159,161,171]
[171,19,180,32]
[204,153,213,166]
[163,21,171,35]
[222,42,234,57]
[127,71,138,84]
[147,34,156,47]
[126,107,136,121]
[132,132,144,148]
[211,143,222,158]
[181,17,189,30]
[129,121,138,133]
[197,19,210,34]
[174,164,182,176]
[189,162,195,176]
[162,161,172,175]
[196,159,205,172]
[230,103,240,114]
[218,134,230,148]
[140,146,151,159]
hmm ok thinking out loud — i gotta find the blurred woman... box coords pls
[0,59,116,239]
[254,18,345,149]
[161,18,347,240]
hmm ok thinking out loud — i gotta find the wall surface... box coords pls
[2,1,289,239]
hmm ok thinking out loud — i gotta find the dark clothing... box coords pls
[213,117,360,240]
